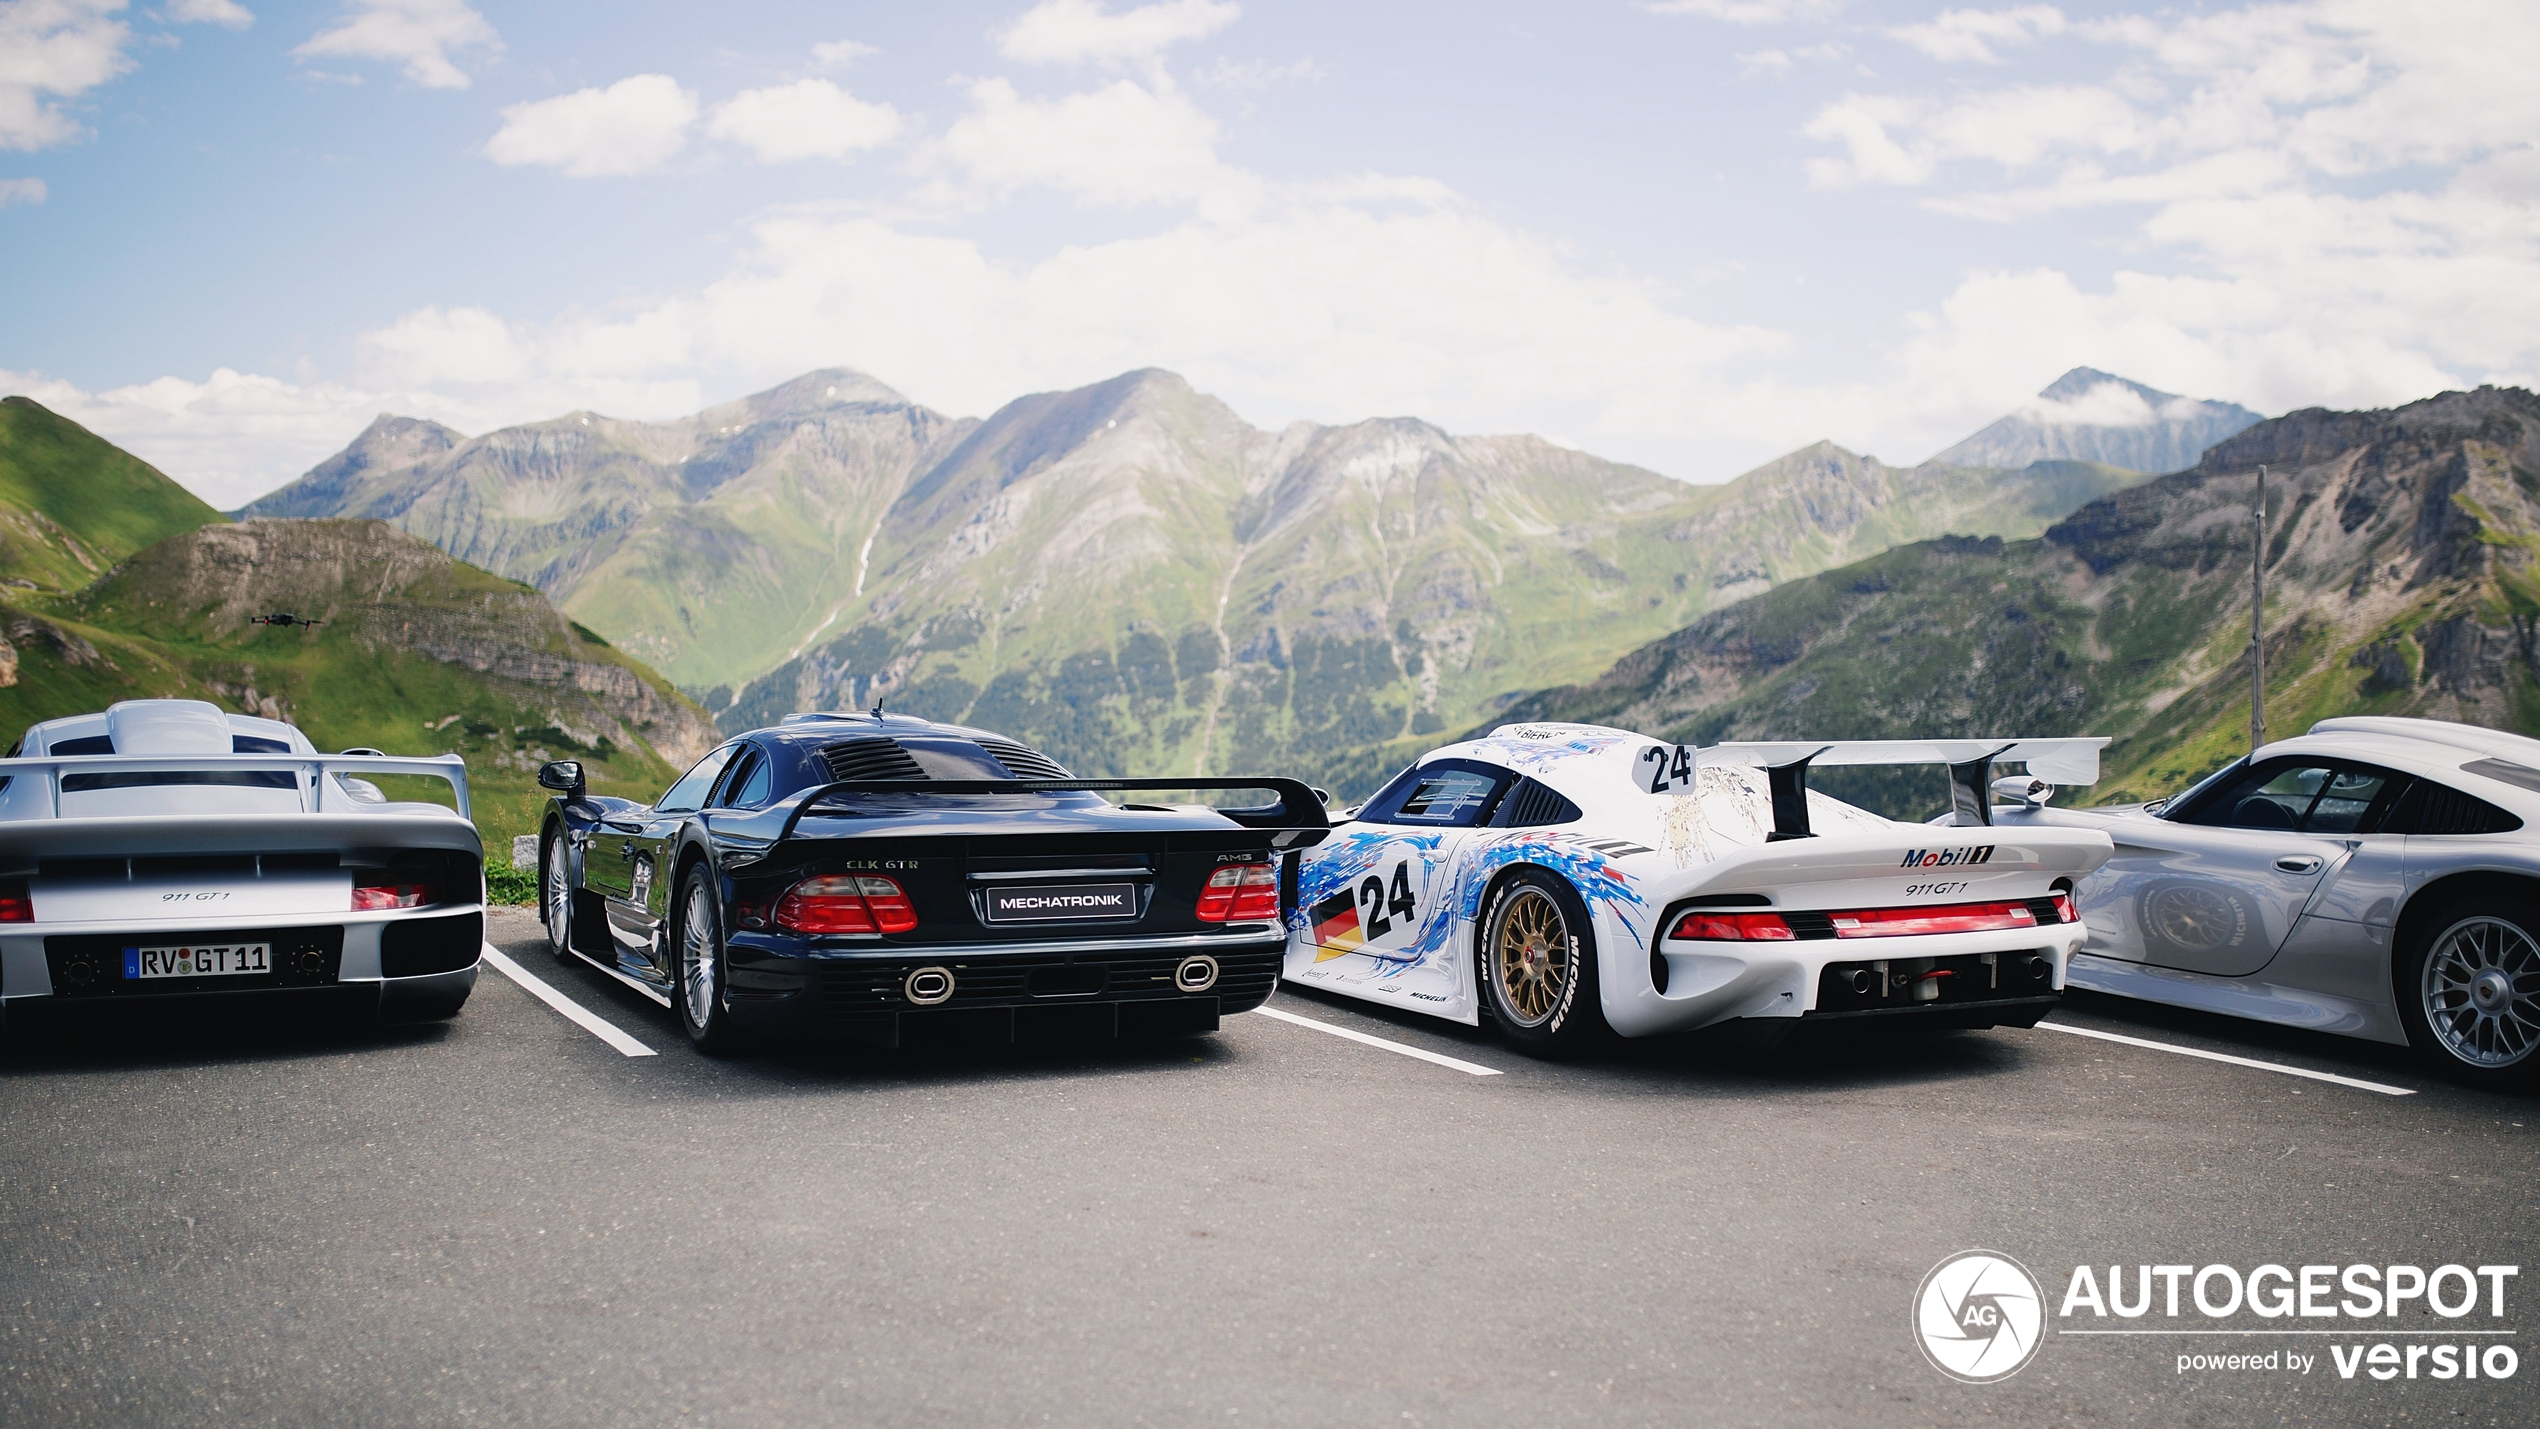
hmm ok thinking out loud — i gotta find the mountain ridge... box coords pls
[1499,384,2540,810]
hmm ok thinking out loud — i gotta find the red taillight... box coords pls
[774,875,918,935]
[1828,900,2037,938]
[0,879,29,922]
[1196,862,1280,922]
[2048,891,2076,925]
[1669,911,1795,941]
[352,882,433,911]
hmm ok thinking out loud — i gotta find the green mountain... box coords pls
[0,396,226,592]
[1499,386,2540,811]
[248,367,2166,793]
[0,399,718,845]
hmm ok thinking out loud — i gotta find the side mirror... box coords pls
[1992,774,2053,809]
[538,759,586,794]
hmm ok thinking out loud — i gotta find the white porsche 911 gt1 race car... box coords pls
[1997,715,2540,1086]
[1283,723,2115,1054]
[0,699,484,1031]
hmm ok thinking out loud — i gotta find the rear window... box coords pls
[1360,761,1510,828]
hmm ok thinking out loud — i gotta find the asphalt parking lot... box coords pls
[4,907,2532,1428]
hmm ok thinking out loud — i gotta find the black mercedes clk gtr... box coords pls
[535,712,1329,1052]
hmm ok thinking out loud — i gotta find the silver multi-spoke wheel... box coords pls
[2420,915,2540,1069]
[682,881,720,1032]
[542,837,572,955]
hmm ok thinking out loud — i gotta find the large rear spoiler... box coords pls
[1699,738,2108,840]
[0,753,472,822]
[777,776,1331,846]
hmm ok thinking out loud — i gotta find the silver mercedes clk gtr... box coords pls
[0,699,483,1030]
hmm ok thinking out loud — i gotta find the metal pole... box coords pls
[2251,463,2267,754]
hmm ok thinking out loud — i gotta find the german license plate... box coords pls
[125,943,271,980]
[984,883,1138,923]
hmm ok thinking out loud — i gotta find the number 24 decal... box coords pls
[1640,743,1694,794]
[1357,861,1419,939]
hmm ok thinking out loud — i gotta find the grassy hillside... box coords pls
[0,397,224,592]
[1500,387,2540,814]
[0,400,718,855]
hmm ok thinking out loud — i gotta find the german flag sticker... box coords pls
[1310,889,1364,961]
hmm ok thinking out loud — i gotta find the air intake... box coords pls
[2384,780,2522,835]
[819,739,929,783]
[973,736,1071,780]
[1498,777,1581,827]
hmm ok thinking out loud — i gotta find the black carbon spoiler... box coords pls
[774,776,1332,847]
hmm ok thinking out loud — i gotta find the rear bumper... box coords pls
[719,934,1283,1040]
[0,908,483,1021]
[1619,922,2087,1037]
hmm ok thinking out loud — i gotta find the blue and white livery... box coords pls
[1282,723,2116,1053]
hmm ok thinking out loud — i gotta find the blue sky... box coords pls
[3,0,2534,506]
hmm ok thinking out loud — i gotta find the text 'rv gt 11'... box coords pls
[535,711,1329,1053]
[1284,724,2116,1054]
[0,700,484,1030]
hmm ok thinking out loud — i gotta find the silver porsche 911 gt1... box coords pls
[0,699,483,1030]
[1996,715,2540,1085]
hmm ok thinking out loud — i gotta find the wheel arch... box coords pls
[2391,868,2540,997]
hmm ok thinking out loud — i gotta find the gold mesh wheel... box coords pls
[1493,887,1571,1027]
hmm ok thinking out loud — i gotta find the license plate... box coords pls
[124,943,272,980]
[984,883,1138,923]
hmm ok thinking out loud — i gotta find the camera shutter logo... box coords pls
[1914,1250,2046,1383]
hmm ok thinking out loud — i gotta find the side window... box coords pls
[2175,760,2398,833]
[712,748,773,808]
[656,744,738,813]
[1362,762,1509,828]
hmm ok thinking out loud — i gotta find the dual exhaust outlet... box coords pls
[901,953,1221,1006]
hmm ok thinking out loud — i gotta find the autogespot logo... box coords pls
[1915,1250,2047,1383]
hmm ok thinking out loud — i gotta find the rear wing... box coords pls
[1699,738,2108,840]
[776,776,1330,846]
[0,753,472,823]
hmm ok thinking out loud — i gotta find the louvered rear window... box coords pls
[2379,780,2524,835]
[1496,777,1581,827]
[818,739,929,783]
[972,735,1071,780]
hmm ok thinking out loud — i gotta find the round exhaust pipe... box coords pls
[903,965,955,1006]
[1836,967,1875,996]
[1174,955,1219,993]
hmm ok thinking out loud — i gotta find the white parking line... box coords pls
[2034,1020,2414,1096]
[1251,1004,1505,1076]
[480,944,657,1058]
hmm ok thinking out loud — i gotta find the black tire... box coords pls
[673,863,746,1056]
[540,827,575,963]
[1477,868,1611,1056]
[2397,896,2540,1086]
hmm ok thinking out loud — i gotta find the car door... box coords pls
[2075,760,2393,978]
[1305,760,1510,976]
[607,743,737,977]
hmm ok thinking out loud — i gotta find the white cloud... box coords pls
[706,79,900,164]
[293,0,497,91]
[1887,6,2066,64]
[1644,0,1839,24]
[484,74,697,178]
[2025,379,2160,427]
[1192,55,1322,90]
[924,75,1228,207]
[996,0,1239,67]
[810,38,877,69]
[165,0,252,28]
[0,365,425,509]
[0,176,45,205]
[0,0,132,151]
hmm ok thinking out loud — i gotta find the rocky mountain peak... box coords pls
[1928,368,2263,474]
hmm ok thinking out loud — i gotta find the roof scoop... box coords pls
[103,700,235,755]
